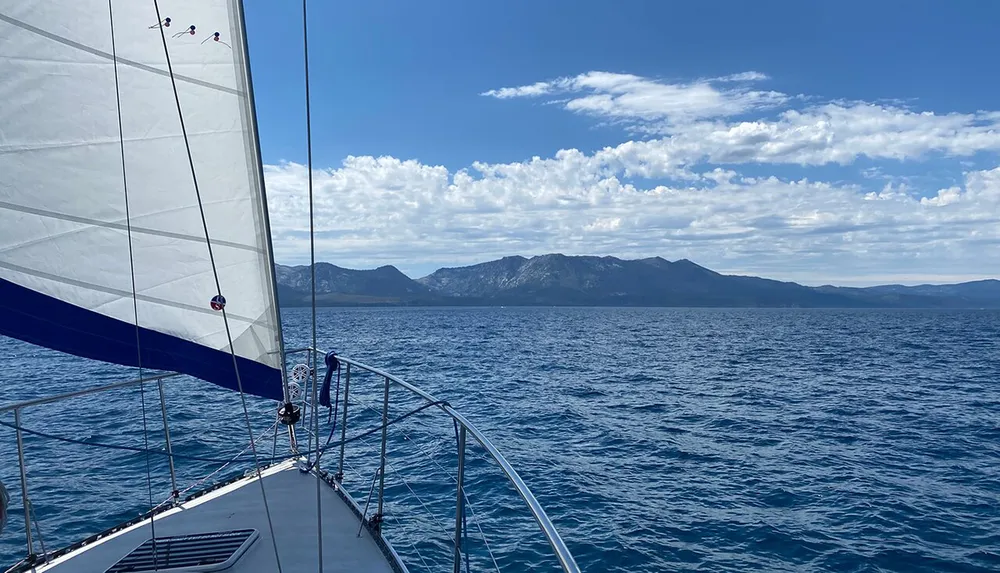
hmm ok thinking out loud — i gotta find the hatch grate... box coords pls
[105,529,258,573]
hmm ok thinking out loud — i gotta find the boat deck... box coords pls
[34,460,398,573]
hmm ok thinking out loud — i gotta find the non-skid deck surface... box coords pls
[37,461,396,573]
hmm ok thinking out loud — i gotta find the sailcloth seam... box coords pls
[0,260,259,324]
[0,200,263,253]
[0,128,244,156]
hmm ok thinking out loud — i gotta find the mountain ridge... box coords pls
[275,255,1000,308]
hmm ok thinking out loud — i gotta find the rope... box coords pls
[301,354,341,472]
[150,1,282,569]
[107,1,158,565]
[0,400,448,465]
[323,361,342,445]
[301,0,323,565]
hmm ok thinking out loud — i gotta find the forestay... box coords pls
[0,0,284,399]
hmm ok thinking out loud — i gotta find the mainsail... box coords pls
[0,1,285,399]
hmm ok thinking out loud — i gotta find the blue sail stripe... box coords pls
[0,278,282,400]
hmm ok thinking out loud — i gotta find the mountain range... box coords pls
[275,254,1000,308]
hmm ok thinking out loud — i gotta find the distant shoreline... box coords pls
[275,254,1000,310]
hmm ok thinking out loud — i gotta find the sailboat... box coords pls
[0,1,580,571]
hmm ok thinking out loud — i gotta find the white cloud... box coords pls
[921,187,962,206]
[711,71,770,82]
[481,71,787,126]
[480,79,565,99]
[264,155,1000,284]
[263,71,1000,285]
[578,104,1000,180]
[482,72,1000,162]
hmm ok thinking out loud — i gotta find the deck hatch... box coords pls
[104,528,259,573]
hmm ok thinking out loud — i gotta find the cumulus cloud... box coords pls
[481,71,787,127]
[574,103,1000,181]
[264,71,1000,284]
[264,155,1000,284]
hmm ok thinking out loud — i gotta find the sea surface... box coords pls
[1,308,999,572]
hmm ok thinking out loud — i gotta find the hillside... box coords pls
[275,255,1000,308]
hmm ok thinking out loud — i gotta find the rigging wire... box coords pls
[353,431,442,546]
[27,497,47,561]
[157,420,280,511]
[345,403,491,572]
[0,401,449,467]
[301,0,324,567]
[149,2,283,569]
[355,400,501,571]
[339,461,435,572]
[107,0,157,567]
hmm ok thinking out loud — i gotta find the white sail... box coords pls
[0,0,284,398]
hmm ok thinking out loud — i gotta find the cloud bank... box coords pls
[266,72,1000,285]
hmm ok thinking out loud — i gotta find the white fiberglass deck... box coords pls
[34,460,397,573]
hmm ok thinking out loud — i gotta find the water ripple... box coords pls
[1,308,998,572]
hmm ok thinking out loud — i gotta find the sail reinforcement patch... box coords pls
[104,529,259,573]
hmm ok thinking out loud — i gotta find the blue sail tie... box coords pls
[319,351,338,408]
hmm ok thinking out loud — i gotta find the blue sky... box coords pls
[244,0,1000,285]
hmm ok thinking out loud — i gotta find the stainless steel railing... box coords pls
[285,346,580,573]
[0,353,580,573]
[0,373,184,567]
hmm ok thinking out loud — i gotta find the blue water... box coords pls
[1,308,999,572]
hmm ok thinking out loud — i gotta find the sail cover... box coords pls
[0,1,285,400]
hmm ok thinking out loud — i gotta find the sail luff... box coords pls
[232,0,291,403]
